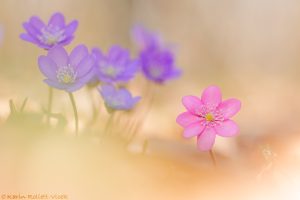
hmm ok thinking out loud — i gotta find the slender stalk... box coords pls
[20,98,28,112]
[142,139,148,155]
[127,82,156,142]
[68,92,78,136]
[86,88,99,126]
[104,112,115,136]
[47,87,53,125]
[209,149,217,168]
[9,99,17,114]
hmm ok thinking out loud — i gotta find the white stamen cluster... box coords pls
[56,65,77,84]
[149,66,163,78]
[101,66,119,78]
[38,25,65,45]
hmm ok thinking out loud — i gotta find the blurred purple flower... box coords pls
[132,25,181,84]
[139,49,181,83]
[20,12,78,50]
[38,45,95,92]
[92,46,139,84]
[132,25,162,51]
[99,85,141,111]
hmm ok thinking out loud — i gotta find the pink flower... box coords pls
[176,86,241,151]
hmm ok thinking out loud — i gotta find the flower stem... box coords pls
[68,92,78,136]
[47,87,53,125]
[209,149,217,168]
[104,112,115,136]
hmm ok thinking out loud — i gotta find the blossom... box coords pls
[176,86,241,151]
[132,25,181,84]
[38,45,95,92]
[139,48,181,83]
[20,12,78,49]
[132,25,162,50]
[99,85,141,111]
[92,46,138,84]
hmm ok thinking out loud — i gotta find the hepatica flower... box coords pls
[20,12,78,49]
[132,25,162,50]
[99,85,141,111]
[92,46,138,84]
[38,45,95,92]
[132,25,181,84]
[176,86,241,151]
[139,49,181,83]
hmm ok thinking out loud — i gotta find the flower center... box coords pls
[38,25,65,46]
[205,113,214,122]
[102,66,118,77]
[149,66,163,78]
[56,65,77,84]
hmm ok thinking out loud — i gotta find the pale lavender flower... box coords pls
[132,25,162,51]
[139,48,181,83]
[99,85,140,111]
[92,46,139,84]
[20,12,78,49]
[132,25,181,84]
[38,45,95,92]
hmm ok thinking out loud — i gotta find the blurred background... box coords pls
[1,0,300,199]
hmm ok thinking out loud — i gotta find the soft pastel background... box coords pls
[1,0,300,199]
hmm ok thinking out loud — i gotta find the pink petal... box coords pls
[176,112,201,127]
[47,45,68,67]
[38,56,57,80]
[183,122,205,138]
[182,96,204,114]
[214,120,239,137]
[201,86,222,108]
[197,127,216,151]
[217,98,241,119]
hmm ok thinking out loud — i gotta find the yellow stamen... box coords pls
[46,37,58,45]
[104,66,117,77]
[205,113,214,122]
[62,75,73,83]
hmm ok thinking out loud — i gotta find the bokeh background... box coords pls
[1,0,300,199]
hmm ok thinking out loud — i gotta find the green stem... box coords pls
[209,149,217,168]
[68,92,78,136]
[104,112,115,136]
[47,87,53,125]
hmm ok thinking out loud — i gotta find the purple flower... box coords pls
[139,49,181,83]
[132,25,181,84]
[99,85,141,111]
[132,25,162,51]
[92,46,139,84]
[38,45,95,92]
[20,12,78,50]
